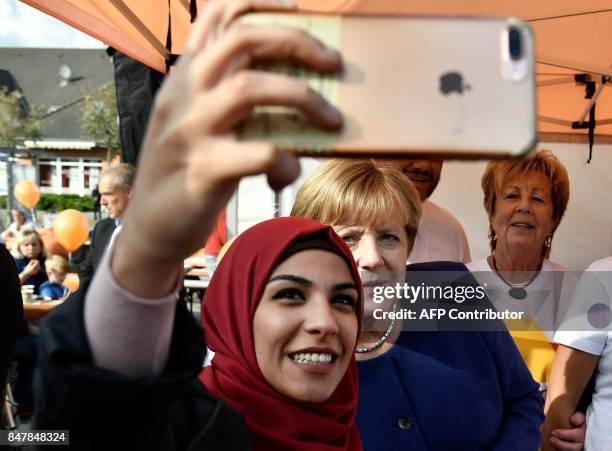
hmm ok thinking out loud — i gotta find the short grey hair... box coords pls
[100,163,136,189]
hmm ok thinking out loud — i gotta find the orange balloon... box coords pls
[53,209,90,253]
[14,180,40,209]
[62,273,80,293]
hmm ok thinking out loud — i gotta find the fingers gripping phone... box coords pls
[237,13,536,159]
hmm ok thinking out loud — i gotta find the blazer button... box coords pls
[397,416,412,430]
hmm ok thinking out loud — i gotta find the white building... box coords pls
[1,48,117,197]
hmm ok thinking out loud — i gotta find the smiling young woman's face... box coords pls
[253,249,359,403]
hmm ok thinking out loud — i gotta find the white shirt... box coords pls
[466,258,575,339]
[1,220,35,239]
[408,200,471,264]
[555,256,612,451]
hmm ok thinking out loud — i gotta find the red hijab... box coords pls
[200,217,362,451]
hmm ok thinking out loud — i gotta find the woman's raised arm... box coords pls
[112,0,343,298]
[542,344,599,451]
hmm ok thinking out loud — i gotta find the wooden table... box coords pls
[23,300,64,321]
[22,272,78,321]
[21,265,207,321]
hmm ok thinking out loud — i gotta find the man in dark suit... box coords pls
[78,164,135,287]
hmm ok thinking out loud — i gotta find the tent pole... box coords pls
[226,190,238,240]
[577,83,605,124]
[538,116,573,127]
[536,77,575,87]
[109,0,170,59]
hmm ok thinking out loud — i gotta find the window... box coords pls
[38,157,103,195]
[39,163,56,188]
[84,165,100,190]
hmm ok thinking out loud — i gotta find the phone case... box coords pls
[237,13,536,159]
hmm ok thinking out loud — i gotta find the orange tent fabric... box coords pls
[297,1,612,142]
[20,0,195,74]
[20,0,612,141]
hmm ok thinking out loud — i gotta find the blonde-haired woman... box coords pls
[292,159,543,451]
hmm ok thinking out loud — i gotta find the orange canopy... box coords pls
[20,0,195,73]
[20,0,612,141]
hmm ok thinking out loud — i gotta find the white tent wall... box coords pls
[431,143,612,270]
[236,143,612,271]
[235,174,277,234]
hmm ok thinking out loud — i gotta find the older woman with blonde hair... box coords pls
[480,149,569,263]
[467,149,586,450]
[467,150,573,382]
[292,159,543,451]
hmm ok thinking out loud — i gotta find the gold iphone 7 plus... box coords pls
[237,13,535,159]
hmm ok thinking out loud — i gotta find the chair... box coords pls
[2,364,19,430]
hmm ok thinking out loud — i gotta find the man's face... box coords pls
[396,159,443,201]
[99,174,131,219]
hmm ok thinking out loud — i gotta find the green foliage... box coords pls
[80,82,119,152]
[0,88,43,147]
[2,194,93,213]
[37,194,94,212]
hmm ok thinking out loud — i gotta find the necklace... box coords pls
[355,303,397,353]
[491,255,542,300]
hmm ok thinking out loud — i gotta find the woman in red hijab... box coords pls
[34,217,362,450]
[201,216,363,450]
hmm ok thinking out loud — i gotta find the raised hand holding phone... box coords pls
[112,0,344,298]
[238,13,535,158]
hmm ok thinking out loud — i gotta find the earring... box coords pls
[488,229,497,241]
[544,236,552,248]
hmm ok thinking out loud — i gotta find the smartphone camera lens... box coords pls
[508,28,522,60]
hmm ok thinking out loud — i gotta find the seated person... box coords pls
[10,232,45,410]
[39,255,71,299]
[1,208,35,244]
[12,229,47,294]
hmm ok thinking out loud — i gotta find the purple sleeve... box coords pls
[84,234,182,377]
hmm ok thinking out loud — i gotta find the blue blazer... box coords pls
[357,261,543,451]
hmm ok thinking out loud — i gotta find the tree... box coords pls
[80,82,119,162]
[0,87,43,212]
[0,87,43,148]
